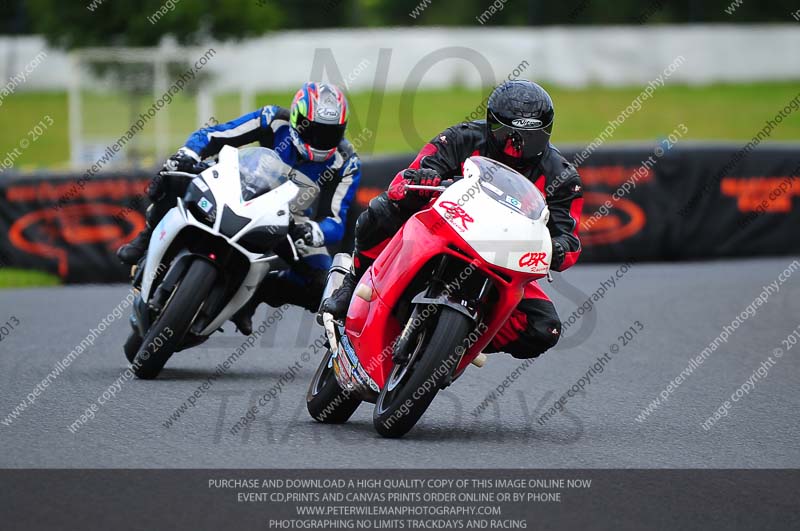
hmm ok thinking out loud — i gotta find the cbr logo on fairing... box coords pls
[511,118,542,128]
[439,201,474,231]
[519,252,548,270]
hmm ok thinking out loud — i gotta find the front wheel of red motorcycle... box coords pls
[373,307,471,438]
[306,348,362,423]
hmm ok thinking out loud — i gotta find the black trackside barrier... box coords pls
[1,143,797,283]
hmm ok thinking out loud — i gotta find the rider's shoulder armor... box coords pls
[455,120,487,144]
[262,105,291,130]
[433,120,486,154]
[337,138,357,159]
[334,138,361,176]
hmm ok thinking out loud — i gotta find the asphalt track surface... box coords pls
[1,257,799,468]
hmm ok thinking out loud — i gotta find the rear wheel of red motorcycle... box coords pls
[373,307,470,438]
[306,349,362,423]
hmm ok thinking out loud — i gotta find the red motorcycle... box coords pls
[307,156,553,437]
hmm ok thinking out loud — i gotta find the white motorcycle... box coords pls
[124,146,318,379]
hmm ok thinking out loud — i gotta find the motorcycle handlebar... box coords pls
[159,170,198,178]
[404,179,455,193]
[159,161,212,179]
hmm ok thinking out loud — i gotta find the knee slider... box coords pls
[531,318,562,350]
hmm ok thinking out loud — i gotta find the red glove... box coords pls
[388,168,442,201]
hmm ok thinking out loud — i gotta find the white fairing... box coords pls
[432,158,552,275]
[140,145,299,337]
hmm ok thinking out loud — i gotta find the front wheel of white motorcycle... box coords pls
[131,259,217,379]
[306,348,362,423]
[123,329,142,364]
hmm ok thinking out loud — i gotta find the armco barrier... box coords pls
[0,143,798,283]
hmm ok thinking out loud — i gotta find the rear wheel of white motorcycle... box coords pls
[373,307,470,438]
[131,259,217,380]
[306,348,362,423]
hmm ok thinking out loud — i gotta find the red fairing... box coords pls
[345,206,542,388]
[346,209,454,387]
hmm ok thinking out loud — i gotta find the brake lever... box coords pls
[160,159,212,179]
[404,180,455,193]
[159,170,198,178]
[286,235,301,262]
[405,184,448,192]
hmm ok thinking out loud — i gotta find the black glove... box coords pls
[404,168,441,197]
[162,148,201,173]
[149,149,205,201]
[290,220,325,247]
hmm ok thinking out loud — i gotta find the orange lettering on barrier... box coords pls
[6,179,151,203]
[721,177,797,213]
[8,204,144,278]
[578,166,653,187]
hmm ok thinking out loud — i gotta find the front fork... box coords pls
[393,255,491,367]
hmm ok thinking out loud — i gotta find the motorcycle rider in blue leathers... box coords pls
[117,82,361,335]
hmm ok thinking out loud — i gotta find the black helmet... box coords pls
[486,80,554,170]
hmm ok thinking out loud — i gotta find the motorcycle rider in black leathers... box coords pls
[322,80,583,359]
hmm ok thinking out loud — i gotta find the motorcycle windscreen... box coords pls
[288,171,320,217]
[238,147,290,201]
[470,156,547,221]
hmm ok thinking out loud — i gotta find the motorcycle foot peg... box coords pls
[471,353,488,368]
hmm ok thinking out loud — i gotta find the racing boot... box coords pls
[117,202,167,265]
[231,295,259,336]
[320,253,372,319]
[230,269,323,336]
[117,224,152,265]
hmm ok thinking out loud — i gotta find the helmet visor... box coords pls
[488,110,552,162]
[296,120,347,151]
